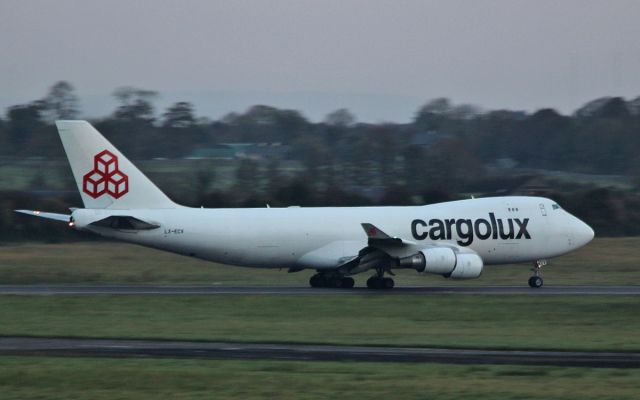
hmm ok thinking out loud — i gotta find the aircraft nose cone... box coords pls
[574,219,595,247]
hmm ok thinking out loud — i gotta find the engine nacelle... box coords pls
[398,248,483,279]
[448,253,484,279]
[399,247,457,275]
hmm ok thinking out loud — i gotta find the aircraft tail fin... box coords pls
[56,120,178,210]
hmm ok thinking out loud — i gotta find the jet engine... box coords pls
[448,253,483,279]
[398,247,483,279]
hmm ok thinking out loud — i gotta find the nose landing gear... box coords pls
[528,260,546,288]
[528,276,543,288]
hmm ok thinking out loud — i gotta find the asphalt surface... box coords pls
[1,336,638,367]
[0,284,639,295]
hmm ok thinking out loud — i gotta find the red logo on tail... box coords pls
[82,150,129,199]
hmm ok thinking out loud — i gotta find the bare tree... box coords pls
[324,108,356,127]
[162,102,197,128]
[113,87,158,121]
[43,81,79,121]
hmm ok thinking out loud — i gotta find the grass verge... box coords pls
[1,295,638,351]
[0,357,639,400]
[1,237,639,285]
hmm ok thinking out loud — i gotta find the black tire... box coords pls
[341,277,355,288]
[331,277,343,288]
[309,274,322,288]
[366,277,377,289]
[529,276,543,288]
[383,277,395,289]
[533,276,543,288]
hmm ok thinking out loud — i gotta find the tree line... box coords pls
[3,82,640,174]
[2,81,640,241]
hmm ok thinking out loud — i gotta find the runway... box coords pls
[1,336,638,368]
[0,284,638,295]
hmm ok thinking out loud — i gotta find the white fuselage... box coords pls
[72,196,594,270]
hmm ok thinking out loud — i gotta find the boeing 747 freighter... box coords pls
[17,121,594,289]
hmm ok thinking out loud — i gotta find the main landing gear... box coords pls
[366,268,394,289]
[528,260,546,288]
[366,276,394,289]
[309,267,395,290]
[309,273,355,289]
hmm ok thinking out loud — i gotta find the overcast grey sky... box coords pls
[1,0,640,121]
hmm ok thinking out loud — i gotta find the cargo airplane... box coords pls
[16,121,594,289]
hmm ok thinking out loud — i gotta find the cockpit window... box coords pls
[552,204,561,210]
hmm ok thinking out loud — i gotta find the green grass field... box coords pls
[0,237,639,285]
[1,238,639,398]
[0,357,639,400]
[1,295,638,351]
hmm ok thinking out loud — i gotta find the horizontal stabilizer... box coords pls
[89,215,160,230]
[15,210,70,222]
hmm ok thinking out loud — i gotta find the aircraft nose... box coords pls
[573,218,595,248]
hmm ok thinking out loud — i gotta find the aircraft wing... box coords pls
[298,223,421,270]
[14,210,70,223]
[358,221,480,265]
[361,222,416,247]
[297,240,363,269]
[360,222,474,257]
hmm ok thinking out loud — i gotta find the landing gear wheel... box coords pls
[528,276,543,288]
[330,276,343,288]
[310,273,354,289]
[528,260,546,288]
[366,276,394,289]
[383,277,395,289]
[366,276,377,289]
[310,273,330,288]
[341,277,355,288]
[309,274,323,288]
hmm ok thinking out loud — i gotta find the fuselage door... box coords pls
[539,203,547,216]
